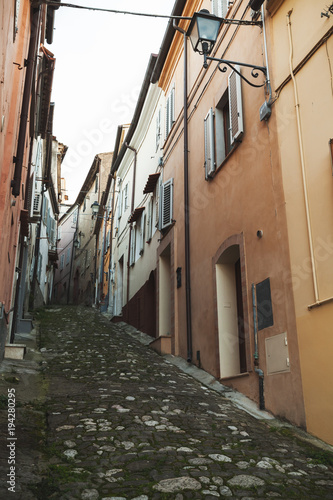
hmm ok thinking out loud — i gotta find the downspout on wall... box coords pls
[173,20,193,363]
[252,283,265,410]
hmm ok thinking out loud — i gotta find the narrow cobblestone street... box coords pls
[1,306,333,499]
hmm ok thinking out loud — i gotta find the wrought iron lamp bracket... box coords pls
[203,54,267,88]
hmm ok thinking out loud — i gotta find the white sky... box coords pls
[46,0,175,203]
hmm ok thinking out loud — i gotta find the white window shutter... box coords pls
[117,189,122,219]
[140,213,146,255]
[204,108,216,179]
[165,86,175,138]
[33,193,41,213]
[147,197,153,241]
[130,226,136,265]
[228,66,244,144]
[161,178,174,230]
[212,0,228,17]
[156,108,161,152]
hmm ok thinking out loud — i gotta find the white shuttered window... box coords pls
[160,179,174,231]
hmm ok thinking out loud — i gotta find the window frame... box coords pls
[159,178,174,231]
[203,67,243,179]
[165,86,175,139]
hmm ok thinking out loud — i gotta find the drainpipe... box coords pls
[286,10,319,304]
[107,175,116,311]
[11,6,41,197]
[173,20,192,363]
[252,283,265,410]
[125,143,137,322]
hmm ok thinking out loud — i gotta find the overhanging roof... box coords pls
[128,207,145,224]
[150,0,187,84]
[143,173,160,194]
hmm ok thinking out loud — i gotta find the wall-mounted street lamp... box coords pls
[73,238,80,249]
[91,201,100,216]
[186,10,267,88]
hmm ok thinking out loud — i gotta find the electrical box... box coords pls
[265,332,290,375]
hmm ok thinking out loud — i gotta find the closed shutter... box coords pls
[117,189,122,219]
[42,197,48,224]
[212,0,228,17]
[228,66,244,144]
[165,86,175,138]
[156,108,161,152]
[147,197,153,241]
[33,193,41,213]
[161,178,174,230]
[204,108,216,179]
[130,226,136,265]
[139,212,146,255]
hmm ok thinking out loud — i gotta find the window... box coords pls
[130,226,136,266]
[33,193,41,213]
[211,0,232,17]
[165,86,175,138]
[204,67,243,179]
[42,197,49,225]
[14,0,20,41]
[156,108,161,152]
[60,254,64,271]
[159,178,174,231]
[37,252,43,282]
[139,212,146,256]
[117,189,122,219]
[66,247,71,266]
[123,183,129,212]
[146,197,153,242]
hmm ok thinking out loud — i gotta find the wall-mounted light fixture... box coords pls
[187,10,267,88]
[91,201,100,215]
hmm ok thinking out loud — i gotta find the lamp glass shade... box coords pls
[91,201,99,214]
[187,11,222,55]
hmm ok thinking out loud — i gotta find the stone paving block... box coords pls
[1,306,333,499]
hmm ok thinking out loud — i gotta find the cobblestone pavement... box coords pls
[1,306,333,499]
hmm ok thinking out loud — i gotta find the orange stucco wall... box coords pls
[158,0,306,428]
[268,0,333,444]
[0,1,31,325]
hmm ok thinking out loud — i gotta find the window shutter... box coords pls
[46,209,51,237]
[147,197,153,241]
[42,197,48,224]
[117,189,122,219]
[165,86,175,138]
[204,108,216,179]
[161,178,174,230]
[212,0,228,17]
[33,193,41,213]
[130,226,136,265]
[156,108,161,152]
[228,66,244,144]
[50,217,55,245]
[139,212,146,255]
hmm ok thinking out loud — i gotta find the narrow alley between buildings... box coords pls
[1,306,333,500]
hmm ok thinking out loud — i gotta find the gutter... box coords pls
[150,0,187,84]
